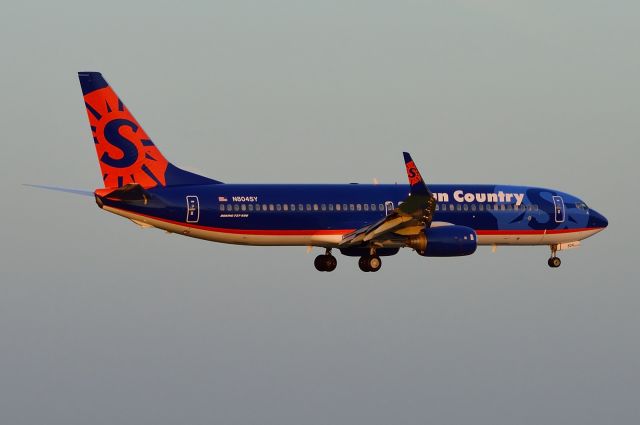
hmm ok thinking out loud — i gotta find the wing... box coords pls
[339,152,436,248]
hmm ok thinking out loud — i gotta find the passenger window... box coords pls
[463,204,469,211]
[349,204,355,211]
[328,204,334,211]
[269,204,274,211]
[449,204,454,211]
[233,204,240,212]
[356,204,362,211]
[306,204,311,211]
[262,204,268,211]
[343,204,348,211]
[321,204,327,211]
[290,204,295,211]
[479,204,484,211]
[276,204,282,211]
[248,204,254,211]
[219,204,225,211]
[363,204,369,211]
[298,204,303,211]
[241,204,246,211]
[500,204,505,211]
[313,204,319,211]
[283,204,288,211]
[336,204,341,211]
[378,204,384,211]
[456,204,461,211]
[471,204,476,211]
[371,203,377,211]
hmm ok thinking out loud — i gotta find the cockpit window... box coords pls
[576,202,589,210]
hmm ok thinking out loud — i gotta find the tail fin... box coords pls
[79,72,221,188]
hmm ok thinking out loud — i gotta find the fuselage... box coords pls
[97,183,608,248]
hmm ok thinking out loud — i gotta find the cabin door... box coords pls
[552,195,565,223]
[384,201,395,216]
[186,196,200,223]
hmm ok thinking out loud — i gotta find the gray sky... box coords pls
[1,1,639,424]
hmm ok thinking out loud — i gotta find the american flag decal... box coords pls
[218,196,228,202]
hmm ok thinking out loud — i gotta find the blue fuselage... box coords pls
[98,183,608,248]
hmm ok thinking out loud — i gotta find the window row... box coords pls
[218,202,539,213]
[435,203,539,212]
[220,203,387,212]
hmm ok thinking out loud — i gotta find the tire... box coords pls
[314,255,327,271]
[324,255,337,272]
[358,256,370,272]
[548,257,561,268]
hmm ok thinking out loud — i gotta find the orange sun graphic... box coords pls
[84,87,168,188]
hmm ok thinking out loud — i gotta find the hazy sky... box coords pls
[1,1,639,424]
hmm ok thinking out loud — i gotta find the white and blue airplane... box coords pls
[30,72,609,272]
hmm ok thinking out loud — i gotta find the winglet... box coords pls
[403,152,431,196]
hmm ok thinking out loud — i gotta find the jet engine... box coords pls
[406,225,477,257]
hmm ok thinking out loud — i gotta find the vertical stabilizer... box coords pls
[79,72,221,188]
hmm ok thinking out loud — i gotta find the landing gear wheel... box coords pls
[367,255,382,272]
[548,257,561,268]
[358,255,382,272]
[358,256,370,272]
[315,255,326,271]
[324,255,337,272]
[315,254,337,272]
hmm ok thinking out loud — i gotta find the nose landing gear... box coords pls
[314,249,337,272]
[548,244,562,268]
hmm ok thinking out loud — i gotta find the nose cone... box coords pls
[588,209,608,229]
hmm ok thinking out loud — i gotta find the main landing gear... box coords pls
[313,248,383,272]
[314,249,337,272]
[548,244,562,268]
[358,248,382,272]
[358,255,382,272]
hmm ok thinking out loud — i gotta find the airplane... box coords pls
[29,72,609,272]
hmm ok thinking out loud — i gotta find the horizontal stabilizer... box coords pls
[23,184,94,197]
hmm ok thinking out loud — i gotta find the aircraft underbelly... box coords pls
[104,206,347,247]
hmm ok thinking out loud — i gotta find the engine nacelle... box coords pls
[406,225,477,257]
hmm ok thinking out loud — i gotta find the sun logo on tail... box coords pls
[405,161,423,186]
[83,87,168,188]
